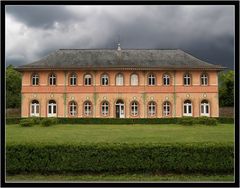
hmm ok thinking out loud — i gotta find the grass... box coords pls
[6,173,234,182]
[6,124,234,145]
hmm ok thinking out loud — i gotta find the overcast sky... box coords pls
[6,5,234,69]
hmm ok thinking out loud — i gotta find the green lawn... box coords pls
[6,124,234,145]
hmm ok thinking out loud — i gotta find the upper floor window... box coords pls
[131,101,138,116]
[183,100,192,116]
[148,101,156,116]
[201,73,208,86]
[84,74,92,86]
[69,73,77,86]
[101,101,109,116]
[183,73,191,86]
[131,74,138,86]
[69,101,77,116]
[30,100,39,117]
[116,73,124,86]
[148,74,156,86]
[101,74,109,86]
[84,101,92,116]
[49,73,56,86]
[32,73,39,86]
[163,101,171,116]
[163,74,170,86]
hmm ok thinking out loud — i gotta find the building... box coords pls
[16,46,225,118]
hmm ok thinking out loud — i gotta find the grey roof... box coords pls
[16,49,225,71]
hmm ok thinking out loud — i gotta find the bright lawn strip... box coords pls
[6,173,234,182]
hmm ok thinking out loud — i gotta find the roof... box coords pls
[15,49,225,71]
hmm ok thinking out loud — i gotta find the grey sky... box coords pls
[6,5,234,69]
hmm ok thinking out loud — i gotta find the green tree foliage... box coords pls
[6,65,22,108]
[218,70,234,107]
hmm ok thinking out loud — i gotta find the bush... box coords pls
[197,116,218,126]
[6,143,234,174]
[177,117,196,125]
[29,117,42,125]
[19,119,35,127]
[40,118,58,127]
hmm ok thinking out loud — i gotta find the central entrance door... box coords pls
[116,100,125,118]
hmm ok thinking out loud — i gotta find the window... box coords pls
[30,100,39,116]
[131,101,138,116]
[201,73,208,86]
[70,73,77,86]
[101,74,109,86]
[163,74,170,85]
[183,100,192,116]
[84,101,92,116]
[131,74,138,86]
[148,74,156,85]
[32,74,39,85]
[183,73,191,86]
[116,73,124,86]
[69,101,77,116]
[148,101,156,116]
[84,74,92,86]
[201,100,210,116]
[163,101,171,116]
[101,101,109,116]
[49,73,56,85]
[48,100,57,117]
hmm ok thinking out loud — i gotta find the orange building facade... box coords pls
[17,48,224,118]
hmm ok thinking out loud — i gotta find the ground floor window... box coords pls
[84,101,92,116]
[48,100,57,117]
[30,100,40,117]
[200,100,210,116]
[183,100,192,116]
[163,101,171,116]
[101,101,109,116]
[131,101,138,116]
[148,101,156,116]
[69,101,77,116]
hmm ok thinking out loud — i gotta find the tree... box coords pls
[218,70,234,107]
[6,65,22,108]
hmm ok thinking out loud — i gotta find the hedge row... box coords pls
[6,117,234,125]
[6,143,233,174]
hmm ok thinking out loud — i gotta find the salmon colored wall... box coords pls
[21,70,219,118]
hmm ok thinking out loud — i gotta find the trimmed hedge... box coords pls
[6,143,233,174]
[6,117,234,125]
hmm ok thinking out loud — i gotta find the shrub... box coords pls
[40,118,58,127]
[19,118,35,127]
[29,117,42,125]
[177,117,196,125]
[197,116,218,126]
[6,143,234,174]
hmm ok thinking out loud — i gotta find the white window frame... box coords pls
[201,74,208,86]
[163,74,170,86]
[101,101,109,116]
[84,74,92,86]
[163,101,170,116]
[32,74,39,86]
[148,74,156,86]
[101,74,109,86]
[69,101,77,116]
[131,101,138,116]
[148,102,156,116]
[48,100,57,117]
[30,100,40,117]
[116,73,124,86]
[183,100,192,116]
[49,74,56,85]
[70,73,77,86]
[200,100,210,116]
[131,74,138,86]
[184,73,191,86]
[84,102,92,116]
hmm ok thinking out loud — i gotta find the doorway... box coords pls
[116,99,124,118]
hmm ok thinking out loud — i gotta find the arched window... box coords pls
[131,74,138,86]
[30,100,39,116]
[163,101,171,116]
[163,74,170,86]
[116,73,124,86]
[183,73,191,86]
[148,101,156,116]
[49,73,56,85]
[183,100,192,116]
[32,73,39,86]
[101,101,109,116]
[131,101,138,116]
[69,73,77,86]
[84,74,92,86]
[101,74,109,86]
[148,74,156,86]
[84,101,92,116]
[201,100,210,116]
[201,73,208,86]
[48,100,57,117]
[69,101,77,116]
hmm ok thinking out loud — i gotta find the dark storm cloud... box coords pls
[6,5,234,69]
